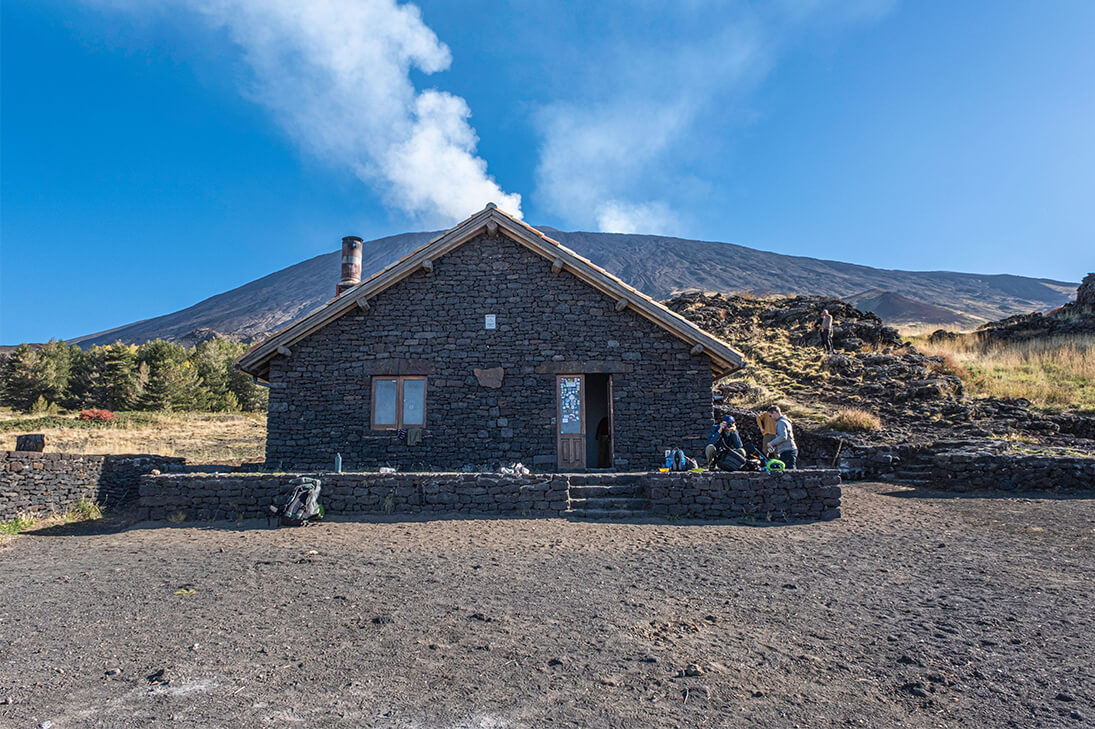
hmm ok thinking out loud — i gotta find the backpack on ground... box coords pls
[715,447,747,471]
[666,448,697,472]
[270,477,324,526]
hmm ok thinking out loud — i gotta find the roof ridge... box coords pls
[237,206,745,380]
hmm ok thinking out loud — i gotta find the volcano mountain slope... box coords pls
[666,293,1095,451]
[67,230,1076,348]
[930,273,1095,347]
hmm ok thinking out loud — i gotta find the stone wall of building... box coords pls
[138,469,842,522]
[0,451,185,520]
[265,231,715,473]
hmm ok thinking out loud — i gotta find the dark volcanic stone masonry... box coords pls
[138,470,842,522]
[0,451,184,520]
[265,232,715,472]
[647,471,841,521]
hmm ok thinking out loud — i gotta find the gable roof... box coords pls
[237,205,746,381]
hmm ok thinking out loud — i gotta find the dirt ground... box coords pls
[1,483,1092,728]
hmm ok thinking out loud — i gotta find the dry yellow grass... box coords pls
[825,408,882,432]
[0,411,266,463]
[916,335,1095,411]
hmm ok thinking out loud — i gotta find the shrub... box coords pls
[79,408,116,421]
[65,498,102,522]
[826,408,882,432]
[927,353,968,378]
[0,514,36,535]
[29,396,60,416]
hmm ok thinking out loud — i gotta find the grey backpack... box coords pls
[272,477,324,526]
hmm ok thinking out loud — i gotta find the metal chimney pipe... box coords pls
[336,235,363,297]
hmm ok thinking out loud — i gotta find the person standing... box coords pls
[595,416,611,468]
[816,309,835,353]
[756,409,779,454]
[765,406,799,469]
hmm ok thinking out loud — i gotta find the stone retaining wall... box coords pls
[925,451,1095,492]
[138,470,843,522]
[140,472,573,521]
[646,471,842,521]
[0,451,185,520]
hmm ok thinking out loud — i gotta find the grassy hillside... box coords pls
[669,293,1094,450]
[913,334,1094,411]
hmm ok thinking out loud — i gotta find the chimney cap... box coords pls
[342,235,363,242]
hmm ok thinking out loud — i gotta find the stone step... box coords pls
[889,477,932,486]
[567,474,645,486]
[569,497,652,511]
[567,508,652,520]
[569,484,646,499]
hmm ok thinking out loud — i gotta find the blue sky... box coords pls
[2,0,1094,343]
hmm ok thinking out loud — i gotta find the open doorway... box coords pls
[585,374,613,469]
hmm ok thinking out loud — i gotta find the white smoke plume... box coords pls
[89,0,521,225]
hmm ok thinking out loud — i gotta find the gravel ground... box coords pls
[1,483,1092,728]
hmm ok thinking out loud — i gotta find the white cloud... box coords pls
[536,102,693,230]
[595,200,675,235]
[87,0,521,225]
[534,22,763,233]
[533,1,895,234]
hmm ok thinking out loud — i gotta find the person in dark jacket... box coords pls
[705,416,747,470]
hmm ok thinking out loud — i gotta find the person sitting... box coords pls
[705,415,749,470]
[764,405,799,469]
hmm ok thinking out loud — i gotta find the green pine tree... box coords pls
[0,340,74,412]
[138,340,202,411]
[101,342,142,411]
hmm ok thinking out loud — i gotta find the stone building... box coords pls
[237,205,745,472]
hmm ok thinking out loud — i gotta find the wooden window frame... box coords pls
[371,375,427,430]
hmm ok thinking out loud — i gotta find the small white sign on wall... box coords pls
[484,314,497,330]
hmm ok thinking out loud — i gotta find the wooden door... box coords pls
[557,375,586,471]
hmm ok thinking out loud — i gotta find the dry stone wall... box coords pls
[924,451,1095,492]
[142,472,573,521]
[0,451,184,520]
[265,231,714,472]
[138,470,842,522]
[646,471,842,521]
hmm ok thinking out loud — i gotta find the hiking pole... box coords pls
[832,438,844,469]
